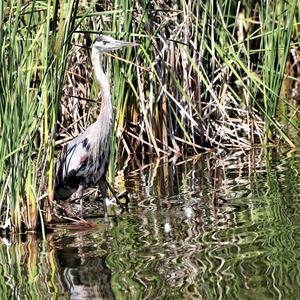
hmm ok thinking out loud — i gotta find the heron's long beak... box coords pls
[110,39,139,50]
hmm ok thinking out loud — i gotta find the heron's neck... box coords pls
[91,48,113,125]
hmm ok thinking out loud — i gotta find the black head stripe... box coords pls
[95,35,104,43]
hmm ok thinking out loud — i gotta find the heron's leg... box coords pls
[117,191,130,213]
[105,179,121,206]
[99,178,108,222]
[76,184,84,217]
[105,180,130,212]
[69,184,85,216]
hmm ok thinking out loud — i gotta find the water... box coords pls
[0,148,300,299]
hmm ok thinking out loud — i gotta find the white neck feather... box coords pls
[91,47,113,124]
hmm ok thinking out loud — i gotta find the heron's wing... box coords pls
[59,140,90,181]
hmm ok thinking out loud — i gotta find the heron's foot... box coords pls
[102,197,109,223]
[79,198,84,218]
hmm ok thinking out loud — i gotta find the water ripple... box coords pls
[0,149,299,299]
[107,149,300,299]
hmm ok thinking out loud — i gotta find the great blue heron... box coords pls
[55,35,138,219]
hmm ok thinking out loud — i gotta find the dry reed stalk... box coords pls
[55,0,299,162]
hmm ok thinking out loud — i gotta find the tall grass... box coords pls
[259,0,297,146]
[0,0,299,232]
[0,0,81,232]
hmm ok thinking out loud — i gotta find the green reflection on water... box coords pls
[0,234,67,299]
[106,149,300,300]
[0,148,299,299]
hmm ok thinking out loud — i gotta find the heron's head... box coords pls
[93,35,139,52]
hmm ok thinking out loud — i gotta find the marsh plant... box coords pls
[0,0,299,232]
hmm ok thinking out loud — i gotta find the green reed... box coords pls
[258,0,297,146]
[0,0,80,232]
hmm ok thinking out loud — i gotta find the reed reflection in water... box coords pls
[0,234,66,299]
[0,148,299,299]
[0,226,115,299]
[54,227,114,299]
[107,148,300,299]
